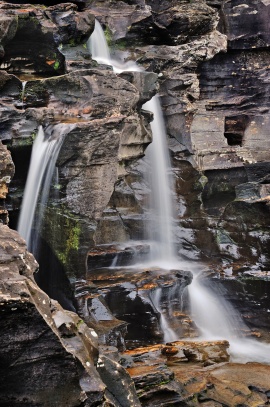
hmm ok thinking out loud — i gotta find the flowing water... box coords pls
[188,271,270,363]
[21,81,27,107]
[18,125,65,252]
[150,288,178,342]
[87,19,270,361]
[88,19,178,341]
[88,20,176,265]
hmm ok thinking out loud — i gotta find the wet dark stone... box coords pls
[34,237,77,312]
[207,275,270,341]
[87,244,150,270]
[202,167,248,216]
[0,302,84,407]
[87,267,193,346]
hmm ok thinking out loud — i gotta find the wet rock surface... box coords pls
[83,262,193,347]
[1,0,270,406]
[0,138,14,224]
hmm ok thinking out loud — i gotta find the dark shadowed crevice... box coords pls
[224,114,250,146]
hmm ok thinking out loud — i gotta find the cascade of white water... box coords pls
[143,97,175,263]
[88,19,176,264]
[30,129,65,255]
[21,81,27,107]
[18,126,63,250]
[151,288,178,342]
[188,272,270,363]
[188,272,246,340]
[87,19,111,65]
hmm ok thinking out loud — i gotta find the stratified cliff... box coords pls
[1,1,270,406]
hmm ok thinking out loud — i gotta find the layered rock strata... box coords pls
[1,0,270,405]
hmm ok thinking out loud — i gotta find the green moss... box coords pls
[104,26,113,46]
[76,319,84,329]
[54,214,81,266]
[11,134,36,147]
[53,60,60,70]
[198,175,208,188]
[69,38,76,47]
[115,39,128,50]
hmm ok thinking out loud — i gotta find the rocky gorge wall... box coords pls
[1,0,270,406]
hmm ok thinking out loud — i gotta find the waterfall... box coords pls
[21,81,27,108]
[18,125,64,252]
[87,19,270,359]
[88,19,178,342]
[150,288,178,342]
[188,273,246,340]
[88,19,110,65]
[88,20,176,264]
[143,97,175,263]
[188,272,270,363]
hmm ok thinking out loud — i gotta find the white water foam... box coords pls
[188,271,270,364]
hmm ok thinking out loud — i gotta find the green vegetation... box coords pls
[10,133,37,148]
[44,206,83,268]
[56,220,80,265]
[53,60,60,70]
[104,26,113,46]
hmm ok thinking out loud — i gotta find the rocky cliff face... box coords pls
[87,0,270,272]
[1,0,270,406]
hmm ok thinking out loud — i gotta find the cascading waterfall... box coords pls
[188,271,270,363]
[88,19,178,341]
[18,125,64,253]
[87,19,270,360]
[150,288,178,342]
[88,20,176,265]
[21,81,27,108]
[143,97,176,264]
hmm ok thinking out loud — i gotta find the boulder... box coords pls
[88,0,218,46]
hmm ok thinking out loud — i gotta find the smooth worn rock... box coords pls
[97,354,141,407]
[0,224,109,407]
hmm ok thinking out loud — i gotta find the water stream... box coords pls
[188,271,270,363]
[88,20,176,264]
[21,81,27,108]
[88,19,178,340]
[18,125,64,253]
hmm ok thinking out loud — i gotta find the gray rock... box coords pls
[97,354,141,407]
